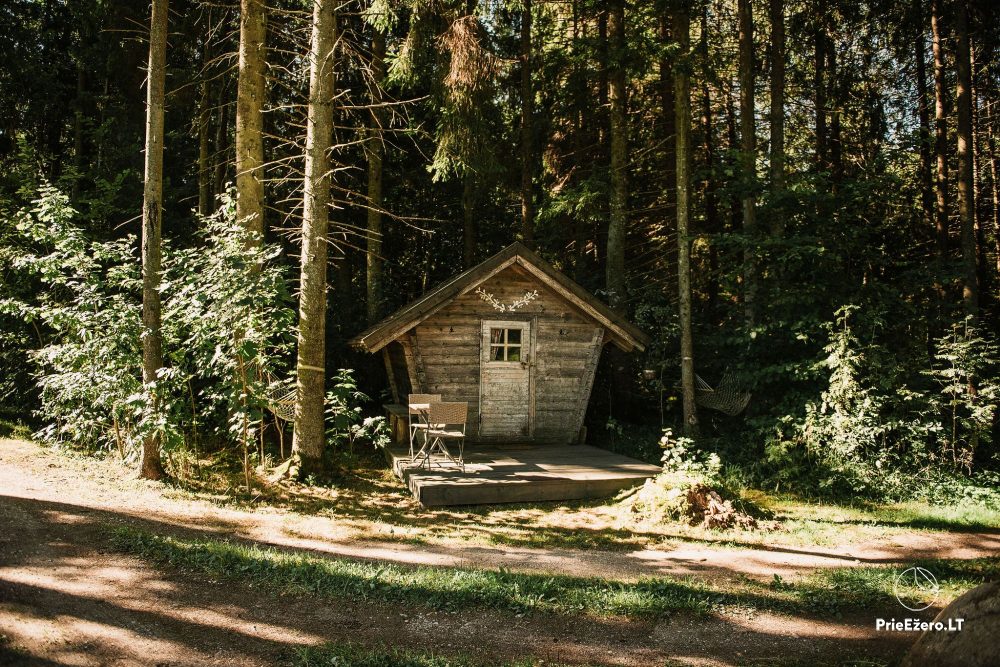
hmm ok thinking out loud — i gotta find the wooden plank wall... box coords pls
[385,341,412,400]
[406,265,602,444]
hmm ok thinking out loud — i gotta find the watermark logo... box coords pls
[894,566,940,612]
[877,566,963,632]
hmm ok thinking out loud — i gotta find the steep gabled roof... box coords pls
[349,242,651,353]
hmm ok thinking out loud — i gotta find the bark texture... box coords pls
[520,0,534,248]
[606,0,627,313]
[768,0,785,194]
[198,20,213,217]
[674,5,699,439]
[235,0,266,241]
[738,0,757,327]
[955,0,978,316]
[814,21,827,169]
[931,0,949,261]
[366,27,386,324]
[915,0,933,232]
[292,0,337,477]
[701,8,720,312]
[660,15,677,299]
[140,0,169,481]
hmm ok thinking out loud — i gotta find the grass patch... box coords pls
[292,644,564,667]
[109,526,718,617]
[108,526,1000,619]
[765,495,1000,533]
[0,419,32,440]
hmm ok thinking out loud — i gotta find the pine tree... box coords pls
[236,0,267,241]
[366,22,386,324]
[674,2,699,439]
[292,0,337,477]
[139,0,169,480]
[955,0,978,316]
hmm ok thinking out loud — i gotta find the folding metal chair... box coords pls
[407,393,441,459]
[415,401,468,471]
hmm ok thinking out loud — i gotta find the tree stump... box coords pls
[902,581,1000,667]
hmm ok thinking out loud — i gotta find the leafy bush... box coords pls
[4,187,297,469]
[324,368,390,453]
[764,306,1000,500]
[2,183,392,487]
[632,429,755,525]
[1,184,146,457]
[659,428,722,484]
[924,320,1000,474]
[160,192,296,483]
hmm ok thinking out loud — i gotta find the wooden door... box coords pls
[479,319,533,439]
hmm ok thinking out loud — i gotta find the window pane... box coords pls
[490,345,505,361]
[490,328,504,344]
[507,328,522,344]
[507,347,521,362]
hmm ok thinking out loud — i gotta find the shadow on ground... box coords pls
[0,494,916,667]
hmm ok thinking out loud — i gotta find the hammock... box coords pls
[694,370,751,416]
[255,366,297,422]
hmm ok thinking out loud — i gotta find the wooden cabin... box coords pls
[350,242,651,446]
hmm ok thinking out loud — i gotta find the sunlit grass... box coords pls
[13,435,1000,556]
[109,526,1000,620]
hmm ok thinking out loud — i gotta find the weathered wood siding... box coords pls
[406,265,603,444]
[385,341,412,399]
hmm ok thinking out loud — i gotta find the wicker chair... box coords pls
[416,401,468,470]
[407,393,442,458]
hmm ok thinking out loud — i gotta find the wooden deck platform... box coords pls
[388,443,661,507]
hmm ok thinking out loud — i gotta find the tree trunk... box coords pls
[674,4,699,439]
[214,80,230,200]
[572,0,587,279]
[606,0,627,313]
[955,0,978,316]
[931,0,949,262]
[970,42,987,298]
[768,0,784,195]
[71,61,85,204]
[462,172,476,268]
[738,0,757,329]
[814,21,827,170]
[988,99,1000,283]
[915,0,933,233]
[236,0,266,241]
[595,8,609,273]
[291,0,337,478]
[827,32,842,183]
[519,0,534,248]
[701,8,720,314]
[366,27,386,324]
[198,20,213,217]
[139,0,169,481]
[198,76,213,216]
[660,14,677,300]
[726,79,739,232]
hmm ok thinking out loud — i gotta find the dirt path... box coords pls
[0,491,909,667]
[0,438,983,665]
[1,439,996,585]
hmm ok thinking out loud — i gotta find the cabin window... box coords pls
[489,327,522,362]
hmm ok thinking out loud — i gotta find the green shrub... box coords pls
[765,306,1000,501]
[1,184,147,457]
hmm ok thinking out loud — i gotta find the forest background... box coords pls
[1,0,999,503]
